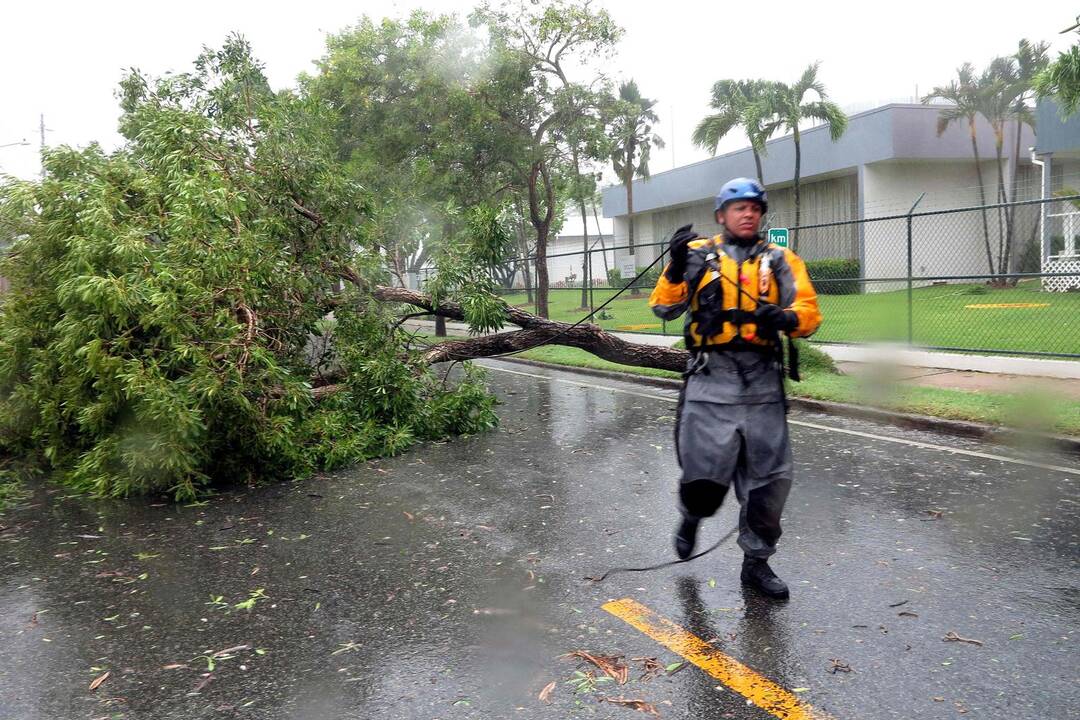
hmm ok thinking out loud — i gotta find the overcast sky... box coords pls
[1,1,1075,182]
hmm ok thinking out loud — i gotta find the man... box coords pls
[649,177,821,599]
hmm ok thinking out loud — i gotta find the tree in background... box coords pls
[983,41,1050,277]
[924,63,996,274]
[748,64,847,248]
[692,79,780,185]
[302,12,523,333]
[1035,15,1080,116]
[981,57,1018,276]
[609,80,663,296]
[471,0,622,318]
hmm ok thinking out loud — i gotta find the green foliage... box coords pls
[0,457,32,513]
[609,80,663,184]
[1035,16,1080,116]
[303,12,516,280]
[791,339,837,375]
[805,258,861,295]
[693,79,782,163]
[606,265,662,290]
[0,37,496,500]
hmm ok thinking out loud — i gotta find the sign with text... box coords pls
[619,256,637,279]
[768,227,789,248]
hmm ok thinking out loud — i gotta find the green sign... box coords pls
[768,227,789,248]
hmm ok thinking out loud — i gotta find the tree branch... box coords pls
[367,285,688,373]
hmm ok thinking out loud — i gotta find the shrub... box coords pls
[805,258,861,295]
[607,264,662,290]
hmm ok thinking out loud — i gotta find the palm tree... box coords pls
[1034,14,1080,116]
[1004,40,1050,272]
[749,64,847,248]
[692,79,780,184]
[981,59,1015,276]
[924,64,995,274]
[609,80,664,265]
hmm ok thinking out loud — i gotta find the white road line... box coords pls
[479,362,1080,477]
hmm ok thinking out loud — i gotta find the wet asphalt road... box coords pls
[1,359,1077,719]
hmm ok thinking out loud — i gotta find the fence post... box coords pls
[906,193,925,346]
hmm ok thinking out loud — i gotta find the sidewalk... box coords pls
[405,319,1080,398]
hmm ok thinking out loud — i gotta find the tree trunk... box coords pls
[368,286,687,372]
[572,147,590,310]
[994,133,1010,279]
[1007,117,1025,274]
[592,203,610,278]
[626,171,642,295]
[513,202,534,304]
[753,149,764,186]
[520,259,533,304]
[970,118,995,275]
[435,220,454,336]
[528,161,554,319]
[792,126,802,251]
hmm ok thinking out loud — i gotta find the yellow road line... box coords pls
[603,598,836,720]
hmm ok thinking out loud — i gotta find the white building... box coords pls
[601,102,1080,285]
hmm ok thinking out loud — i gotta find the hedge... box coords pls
[805,258,861,295]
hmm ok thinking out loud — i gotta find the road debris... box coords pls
[88,671,110,691]
[828,659,853,674]
[600,696,661,716]
[943,631,983,646]
[631,656,665,681]
[538,680,556,704]
[564,651,629,684]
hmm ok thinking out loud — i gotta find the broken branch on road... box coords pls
[943,631,983,646]
[563,651,629,684]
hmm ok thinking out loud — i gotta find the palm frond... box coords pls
[801,100,848,140]
[1035,45,1080,116]
[792,62,823,99]
[691,112,738,154]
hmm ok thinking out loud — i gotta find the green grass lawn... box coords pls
[509,343,1080,437]
[498,280,1080,356]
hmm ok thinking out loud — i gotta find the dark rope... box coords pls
[584,522,739,582]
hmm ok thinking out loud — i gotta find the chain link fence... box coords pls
[459,195,1080,359]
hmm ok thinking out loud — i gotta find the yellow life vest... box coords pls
[686,242,780,348]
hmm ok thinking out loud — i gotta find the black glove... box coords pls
[753,303,799,333]
[665,224,697,282]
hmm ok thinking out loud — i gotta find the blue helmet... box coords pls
[715,177,768,214]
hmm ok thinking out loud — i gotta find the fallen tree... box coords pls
[0,38,680,501]
[367,286,686,370]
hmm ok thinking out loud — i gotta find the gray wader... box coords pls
[675,349,792,559]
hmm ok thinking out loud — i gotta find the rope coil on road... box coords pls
[585,524,740,583]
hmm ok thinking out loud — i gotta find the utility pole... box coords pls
[39,113,46,178]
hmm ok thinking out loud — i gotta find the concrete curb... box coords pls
[491,357,1080,457]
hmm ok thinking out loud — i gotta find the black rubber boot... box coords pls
[740,556,789,599]
[674,517,699,560]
